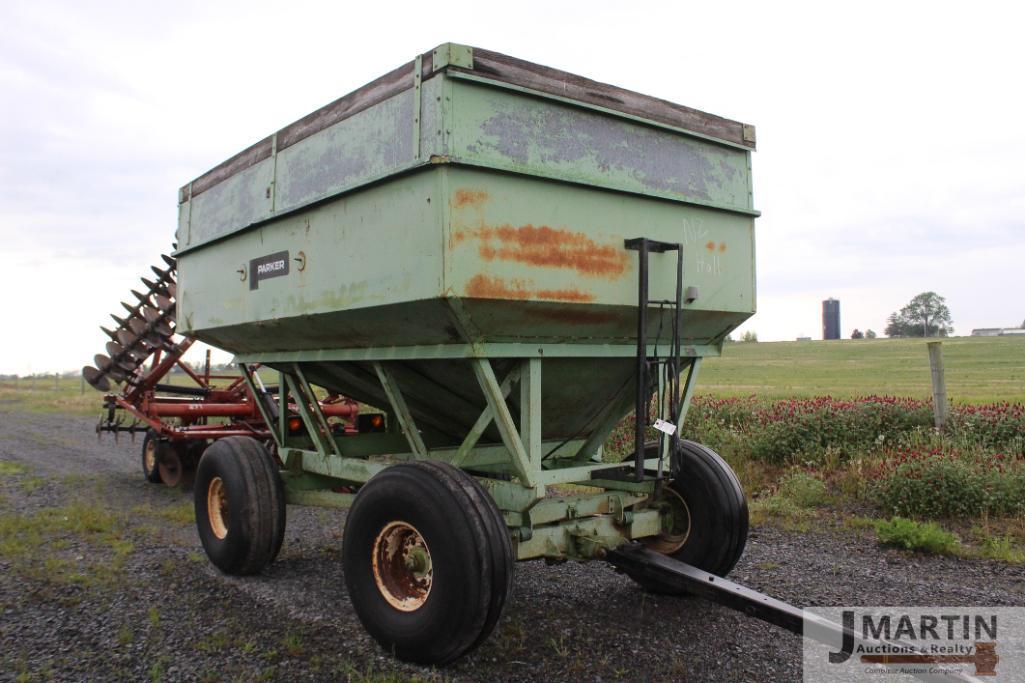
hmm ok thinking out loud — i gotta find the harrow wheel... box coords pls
[630,440,748,594]
[157,445,185,488]
[141,430,163,484]
[342,461,513,665]
[194,437,285,575]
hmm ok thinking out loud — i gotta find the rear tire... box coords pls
[194,437,286,575]
[342,461,514,665]
[631,440,748,593]
[141,430,162,484]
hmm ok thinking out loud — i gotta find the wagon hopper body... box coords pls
[168,43,778,664]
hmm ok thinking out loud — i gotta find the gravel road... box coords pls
[1,410,1023,682]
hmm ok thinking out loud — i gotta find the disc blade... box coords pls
[153,319,172,337]
[154,294,174,312]
[132,289,152,305]
[126,345,149,362]
[100,326,118,340]
[141,305,173,336]
[111,338,148,362]
[116,329,140,350]
[81,366,111,392]
[129,318,164,347]
[111,314,129,328]
[93,354,126,381]
[151,265,173,282]
[142,278,168,295]
[161,254,176,269]
[107,342,138,372]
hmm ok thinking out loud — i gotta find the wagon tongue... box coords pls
[606,545,979,683]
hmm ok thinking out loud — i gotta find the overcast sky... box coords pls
[1,0,1022,375]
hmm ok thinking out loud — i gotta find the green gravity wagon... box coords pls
[172,43,767,663]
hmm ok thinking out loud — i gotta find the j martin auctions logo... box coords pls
[803,607,1025,682]
[829,610,998,676]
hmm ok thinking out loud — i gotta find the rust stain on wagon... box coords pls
[457,224,628,278]
[452,188,489,208]
[465,275,596,303]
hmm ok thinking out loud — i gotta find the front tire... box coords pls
[633,440,748,593]
[194,437,286,575]
[342,461,514,665]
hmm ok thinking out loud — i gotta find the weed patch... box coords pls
[777,472,828,508]
[282,632,305,657]
[0,460,28,476]
[875,517,960,555]
[0,500,134,586]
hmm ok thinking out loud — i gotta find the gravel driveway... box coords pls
[1,410,1022,682]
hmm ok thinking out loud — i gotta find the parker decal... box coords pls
[249,251,289,290]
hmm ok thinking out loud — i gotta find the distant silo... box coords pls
[822,298,841,340]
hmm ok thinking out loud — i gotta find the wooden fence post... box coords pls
[927,341,947,429]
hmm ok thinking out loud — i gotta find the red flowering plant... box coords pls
[683,396,935,465]
[871,446,1025,518]
[604,396,1025,521]
[945,402,1025,455]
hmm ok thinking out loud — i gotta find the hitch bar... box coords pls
[607,545,982,683]
[607,544,804,633]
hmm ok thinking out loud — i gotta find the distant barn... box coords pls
[971,327,1024,337]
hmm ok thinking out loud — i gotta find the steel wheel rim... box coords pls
[643,485,692,554]
[371,521,433,611]
[207,476,229,540]
[158,449,182,487]
[143,439,157,473]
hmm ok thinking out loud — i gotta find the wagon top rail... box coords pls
[179,42,756,207]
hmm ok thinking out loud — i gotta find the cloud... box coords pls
[1,0,1024,374]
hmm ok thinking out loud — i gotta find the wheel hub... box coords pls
[371,521,433,612]
[144,440,157,473]
[642,485,692,554]
[207,476,229,540]
[158,447,183,487]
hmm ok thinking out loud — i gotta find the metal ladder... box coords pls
[624,237,685,486]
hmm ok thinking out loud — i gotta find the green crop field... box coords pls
[1,336,1022,416]
[698,336,1024,403]
[0,369,260,417]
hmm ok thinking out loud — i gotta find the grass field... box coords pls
[0,369,263,417]
[1,336,1023,415]
[700,336,1025,403]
